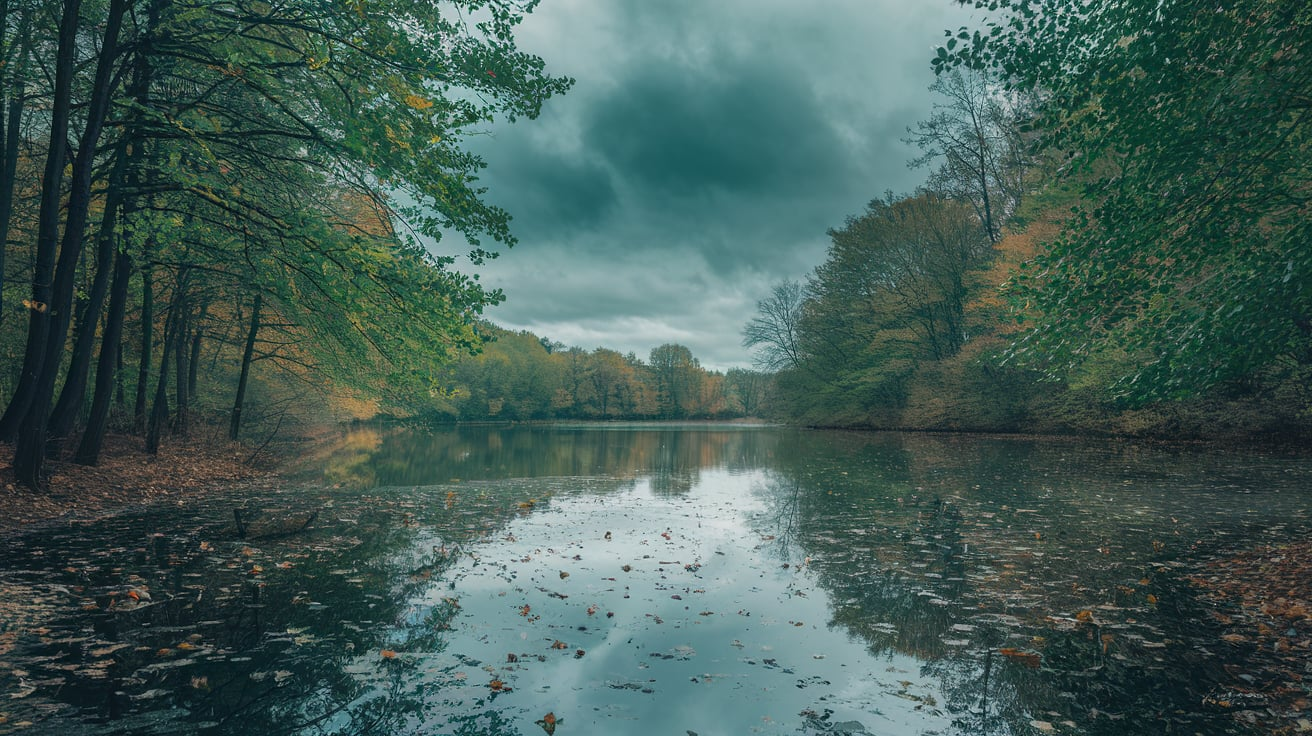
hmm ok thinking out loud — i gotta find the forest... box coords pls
[427,327,772,422]
[744,1,1312,441]
[0,0,571,490]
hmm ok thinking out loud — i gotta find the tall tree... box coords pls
[906,70,1032,243]
[649,344,701,419]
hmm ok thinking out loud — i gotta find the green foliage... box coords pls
[0,0,574,471]
[944,0,1312,402]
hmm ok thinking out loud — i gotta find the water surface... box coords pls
[1,425,1308,735]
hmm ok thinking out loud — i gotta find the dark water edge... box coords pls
[1,424,1308,735]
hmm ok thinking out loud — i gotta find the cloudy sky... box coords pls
[456,0,980,370]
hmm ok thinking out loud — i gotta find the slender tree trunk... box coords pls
[230,294,261,441]
[173,295,190,437]
[0,0,83,443]
[146,269,187,455]
[47,142,131,453]
[12,0,131,488]
[0,5,30,328]
[49,21,155,451]
[186,300,208,398]
[115,339,125,408]
[134,258,154,429]
[75,248,132,465]
[145,328,173,455]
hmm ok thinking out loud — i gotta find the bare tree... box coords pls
[743,279,805,371]
[905,70,1032,243]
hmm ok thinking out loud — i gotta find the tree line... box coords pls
[0,0,571,489]
[747,0,1312,439]
[427,325,772,422]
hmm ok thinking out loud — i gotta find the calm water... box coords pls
[1,425,1309,735]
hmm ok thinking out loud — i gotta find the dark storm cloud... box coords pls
[585,58,852,200]
[458,0,981,369]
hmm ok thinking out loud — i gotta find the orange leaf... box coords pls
[997,647,1041,668]
[380,649,397,659]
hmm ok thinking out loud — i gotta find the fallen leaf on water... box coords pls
[489,679,509,692]
[380,649,397,659]
[536,711,563,734]
[551,640,568,650]
[998,648,1041,668]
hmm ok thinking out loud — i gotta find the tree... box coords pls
[825,192,990,361]
[743,279,805,371]
[906,70,1032,243]
[942,0,1312,401]
[649,344,702,419]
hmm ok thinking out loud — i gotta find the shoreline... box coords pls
[0,430,274,539]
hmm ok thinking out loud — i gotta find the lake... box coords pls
[1,424,1309,735]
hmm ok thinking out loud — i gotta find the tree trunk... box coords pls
[0,4,30,328]
[47,142,132,453]
[12,0,131,489]
[173,295,190,437]
[0,0,83,444]
[134,258,154,430]
[146,269,187,455]
[230,294,261,441]
[74,248,132,465]
[186,300,208,398]
[49,17,155,452]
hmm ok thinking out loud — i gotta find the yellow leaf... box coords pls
[404,94,434,110]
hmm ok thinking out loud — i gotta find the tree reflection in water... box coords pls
[2,425,1307,735]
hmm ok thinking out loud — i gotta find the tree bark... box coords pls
[74,248,133,465]
[47,142,132,453]
[0,0,84,443]
[173,294,190,437]
[134,258,154,430]
[187,300,208,397]
[0,3,30,328]
[146,269,187,455]
[13,0,131,488]
[230,294,261,441]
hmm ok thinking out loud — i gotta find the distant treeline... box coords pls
[423,326,772,422]
[745,1,1312,441]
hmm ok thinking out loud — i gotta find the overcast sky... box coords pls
[453,1,979,371]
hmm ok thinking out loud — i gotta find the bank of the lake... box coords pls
[0,432,274,538]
